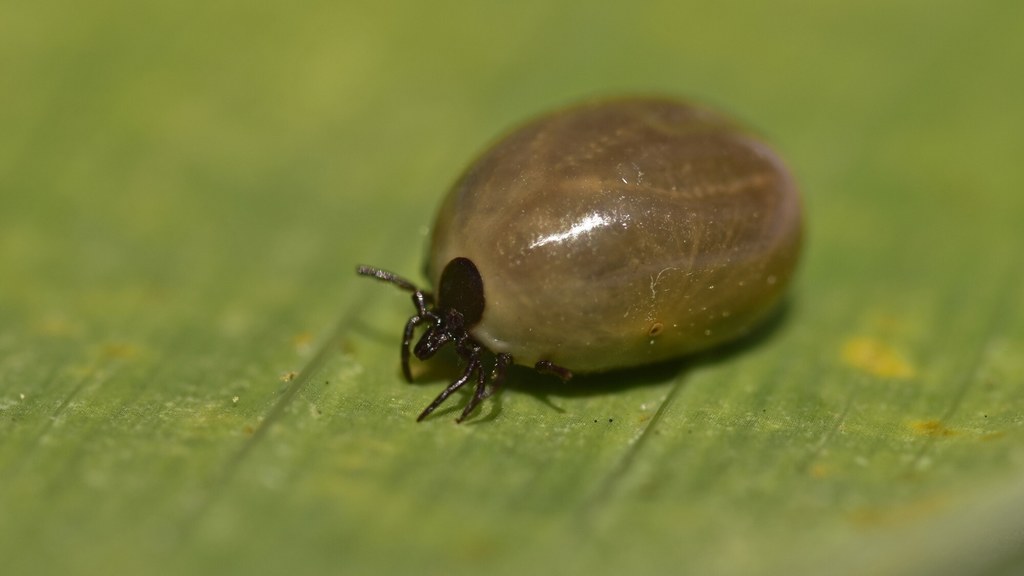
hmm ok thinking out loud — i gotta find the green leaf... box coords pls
[2,1,1023,575]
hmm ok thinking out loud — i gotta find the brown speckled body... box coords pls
[428,97,802,372]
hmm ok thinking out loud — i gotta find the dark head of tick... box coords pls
[357,257,526,422]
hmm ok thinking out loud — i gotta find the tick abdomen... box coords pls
[429,97,801,371]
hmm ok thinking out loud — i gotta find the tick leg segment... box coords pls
[355,265,435,307]
[486,353,513,400]
[456,360,489,423]
[356,265,420,294]
[456,353,513,423]
[417,353,481,422]
[399,291,442,382]
[401,314,429,382]
[535,360,573,381]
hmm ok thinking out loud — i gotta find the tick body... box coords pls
[359,97,802,422]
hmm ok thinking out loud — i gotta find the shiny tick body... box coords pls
[358,97,802,422]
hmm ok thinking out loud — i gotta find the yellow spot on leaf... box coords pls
[37,316,79,337]
[849,495,947,528]
[293,331,313,353]
[841,337,916,378]
[281,371,298,382]
[808,463,831,479]
[101,342,140,359]
[909,420,957,437]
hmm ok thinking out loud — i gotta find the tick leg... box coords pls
[456,352,513,423]
[401,315,428,382]
[456,359,489,423]
[535,360,573,382]
[410,290,431,316]
[485,353,513,400]
[417,355,481,422]
[356,265,420,293]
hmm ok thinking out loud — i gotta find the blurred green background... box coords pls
[2,1,1023,574]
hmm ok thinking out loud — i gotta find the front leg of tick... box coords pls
[410,290,432,316]
[416,353,481,422]
[401,312,438,382]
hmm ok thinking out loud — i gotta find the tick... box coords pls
[358,96,802,422]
